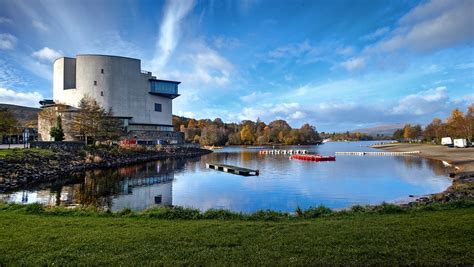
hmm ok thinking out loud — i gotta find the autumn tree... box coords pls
[240,124,255,145]
[402,124,412,140]
[465,104,474,143]
[446,108,465,138]
[299,123,321,144]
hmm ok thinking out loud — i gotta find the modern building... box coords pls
[39,54,183,144]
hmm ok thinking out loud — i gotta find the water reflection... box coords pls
[0,142,452,212]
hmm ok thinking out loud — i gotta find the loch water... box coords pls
[1,141,452,213]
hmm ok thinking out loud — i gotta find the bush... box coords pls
[144,206,202,220]
[373,202,407,214]
[24,203,45,214]
[118,208,133,216]
[350,205,368,213]
[303,205,333,218]
[203,209,242,220]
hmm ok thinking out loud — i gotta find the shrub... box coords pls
[24,203,45,214]
[295,206,304,217]
[350,205,368,213]
[118,208,133,216]
[144,206,201,220]
[303,205,333,218]
[373,202,407,214]
[203,209,242,220]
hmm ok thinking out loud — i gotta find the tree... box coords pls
[98,108,124,141]
[299,123,321,144]
[424,118,444,143]
[446,108,465,138]
[392,129,404,140]
[71,96,113,144]
[0,108,18,148]
[412,124,423,140]
[49,115,65,141]
[240,125,255,145]
[403,124,412,140]
[465,104,474,143]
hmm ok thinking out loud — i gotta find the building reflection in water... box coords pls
[1,158,191,211]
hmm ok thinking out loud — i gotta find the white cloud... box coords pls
[212,36,241,49]
[148,0,235,90]
[391,87,449,115]
[360,27,389,41]
[368,0,474,53]
[0,59,29,88]
[240,91,272,103]
[231,85,473,131]
[32,47,63,62]
[284,74,294,81]
[152,0,195,70]
[0,17,13,24]
[93,32,143,59]
[166,45,234,87]
[341,57,365,71]
[0,33,17,50]
[24,58,53,81]
[32,20,49,31]
[0,87,43,107]
[336,46,354,56]
[268,40,320,60]
[456,62,474,69]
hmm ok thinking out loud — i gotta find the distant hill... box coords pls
[351,124,404,136]
[0,103,40,127]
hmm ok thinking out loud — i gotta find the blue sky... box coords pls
[0,0,473,131]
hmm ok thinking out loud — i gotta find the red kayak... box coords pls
[289,154,336,162]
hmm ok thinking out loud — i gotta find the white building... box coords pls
[40,54,183,143]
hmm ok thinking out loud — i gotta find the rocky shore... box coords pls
[373,143,474,204]
[0,147,211,192]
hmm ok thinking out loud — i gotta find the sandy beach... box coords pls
[373,143,474,172]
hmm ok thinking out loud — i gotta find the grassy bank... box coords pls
[0,148,54,158]
[0,202,473,265]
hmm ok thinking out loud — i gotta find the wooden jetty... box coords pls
[258,149,308,155]
[335,151,420,156]
[206,163,259,176]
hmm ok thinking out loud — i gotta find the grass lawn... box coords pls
[0,207,473,265]
[0,148,54,158]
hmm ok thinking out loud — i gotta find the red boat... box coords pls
[289,154,336,162]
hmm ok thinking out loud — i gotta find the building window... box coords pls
[100,91,104,96]
[155,103,162,112]
[94,81,97,86]
[101,69,104,74]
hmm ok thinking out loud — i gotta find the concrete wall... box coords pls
[53,55,173,127]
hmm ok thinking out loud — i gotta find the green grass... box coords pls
[0,204,473,265]
[0,148,55,158]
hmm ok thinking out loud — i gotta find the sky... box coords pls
[0,0,473,132]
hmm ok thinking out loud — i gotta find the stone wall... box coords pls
[30,141,85,151]
[127,130,184,144]
[38,106,78,141]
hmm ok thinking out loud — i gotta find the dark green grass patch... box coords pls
[0,207,473,265]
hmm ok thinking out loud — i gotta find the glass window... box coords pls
[150,80,178,94]
[94,81,97,86]
[101,69,104,74]
[155,103,162,112]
